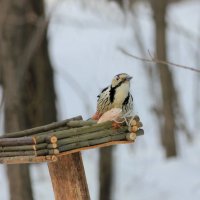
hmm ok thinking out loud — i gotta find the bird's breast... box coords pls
[113,83,129,107]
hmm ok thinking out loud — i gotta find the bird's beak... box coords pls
[126,75,132,81]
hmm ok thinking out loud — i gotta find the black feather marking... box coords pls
[123,93,130,106]
[115,81,122,89]
[109,86,116,103]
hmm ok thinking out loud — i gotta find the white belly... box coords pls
[113,83,129,107]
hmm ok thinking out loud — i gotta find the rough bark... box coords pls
[0,1,57,200]
[151,0,177,157]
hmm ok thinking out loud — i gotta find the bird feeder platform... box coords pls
[0,115,143,164]
[0,115,144,200]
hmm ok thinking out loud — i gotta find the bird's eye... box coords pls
[116,76,119,80]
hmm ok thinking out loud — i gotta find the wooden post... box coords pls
[48,153,90,200]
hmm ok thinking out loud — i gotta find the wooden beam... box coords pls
[48,153,90,200]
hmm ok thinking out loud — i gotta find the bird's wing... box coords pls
[96,86,112,114]
[122,92,133,116]
[97,86,108,98]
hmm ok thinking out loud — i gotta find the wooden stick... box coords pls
[126,132,137,141]
[45,135,58,144]
[0,115,82,138]
[36,149,49,156]
[57,127,128,147]
[32,121,112,144]
[49,149,60,155]
[0,143,48,152]
[0,129,143,152]
[0,140,132,164]
[0,145,35,152]
[54,121,113,140]
[66,120,96,127]
[34,143,48,150]
[0,137,36,146]
[0,151,36,157]
[59,133,127,152]
[0,148,51,157]
[0,155,57,164]
[135,129,144,136]
[47,143,58,149]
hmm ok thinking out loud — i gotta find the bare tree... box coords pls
[99,147,113,200]
[150,0,177,157]
[0,1,56,200]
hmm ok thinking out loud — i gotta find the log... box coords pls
[59,133,127,152]
[48,153,90,200]
[66,120,96,127]
[0,143,48,152]
[47,143,58,149]
[36,149,49,156]
[0,129,144,153]
[57,127,128,147]
[0,116,82,138]
[0,137,35,146]
[52,121,112,140]
[32,121,112,144]
[126,132,137,141]
[0,145,35,152]
[0,155,57,164]
[0,140,133,164]
[45,135,58,144]
[49,149,60,155]
[34,143,48,151]
[0,151,36,157]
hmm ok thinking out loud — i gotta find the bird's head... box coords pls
[111,73,132,88]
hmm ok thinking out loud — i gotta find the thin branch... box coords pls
[118,47,200,73]
[0,116,82,138]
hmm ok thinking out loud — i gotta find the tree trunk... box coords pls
[0,1,56,200]
[151,0,177,157]
[99,147,113,200]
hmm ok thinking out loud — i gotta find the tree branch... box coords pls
[118,47,200,73]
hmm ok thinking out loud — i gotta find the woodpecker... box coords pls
[92,73,133,120]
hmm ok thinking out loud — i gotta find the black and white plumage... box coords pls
[92,73,133,120]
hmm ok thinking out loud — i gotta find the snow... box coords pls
[1,0,200,199]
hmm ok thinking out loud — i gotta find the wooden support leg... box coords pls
[48,153,90,200]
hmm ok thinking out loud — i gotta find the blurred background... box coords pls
[0,0,200,199]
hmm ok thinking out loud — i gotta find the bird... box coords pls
[92,73,133,121]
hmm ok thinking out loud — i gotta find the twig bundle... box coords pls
[0,115,144,164]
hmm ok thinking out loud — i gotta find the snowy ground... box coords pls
[1,0,200,199]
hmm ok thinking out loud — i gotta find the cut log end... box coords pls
[46,136,58,144]
[49,149,60,155]
[46,155,58,162]
[126,133,136,141]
